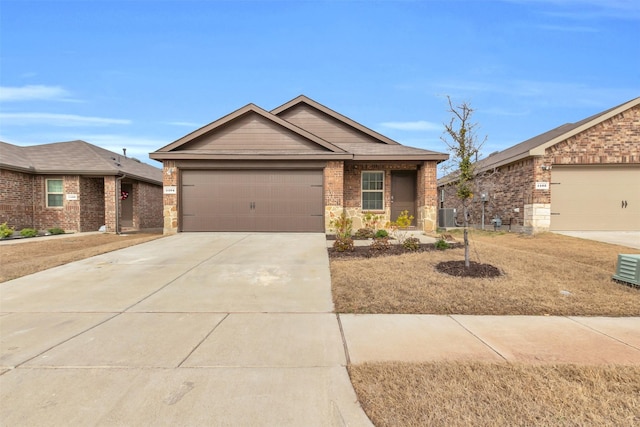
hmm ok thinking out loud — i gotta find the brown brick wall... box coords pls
[29,175,82,232]
[344,161,420,210]
[0,169,34,230]
[136,180,163,229]
[80,177,105,232]
[324,161,344,206]
[546,105,640,164]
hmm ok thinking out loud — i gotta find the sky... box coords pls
[1,0,639,171]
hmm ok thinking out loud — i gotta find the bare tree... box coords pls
[441,97,487,268]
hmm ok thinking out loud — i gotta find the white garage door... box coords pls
[550,165,640,231]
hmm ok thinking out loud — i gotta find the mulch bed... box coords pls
[435,260,502,278]
[328,240,502,279]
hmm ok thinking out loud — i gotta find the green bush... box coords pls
[333,236,355,252]
[403,236,421,251]
[374,229,389,239]
[0,222,14,239]
[354,227,375,239]
[435,239,450,250]
[48,227,65,235]
[20,228,38,238]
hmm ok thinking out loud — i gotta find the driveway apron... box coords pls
[0,233,372,426]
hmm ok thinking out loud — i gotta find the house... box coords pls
[150,95,449,234]
[438,97,640,233]
[0,140,164,233]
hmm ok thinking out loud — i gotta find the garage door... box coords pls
[181,170,324,232]
[550,165,640,231]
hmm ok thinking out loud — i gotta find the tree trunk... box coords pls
[464,227,470,268]
[463,205,470,268]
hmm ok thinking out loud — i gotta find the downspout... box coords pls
[115,173,126,235]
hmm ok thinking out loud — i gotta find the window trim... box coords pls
[46,178,64,208]
[361,170,385,211]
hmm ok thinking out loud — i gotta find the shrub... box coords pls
[0,222,14,239]
[362,213,381,230]
[329,212,353,238]
[48,227,65,235]
[403,236,421,251]
[374,229,388,238]
[20,228,38,238]
[369,236,391,252]
[333,236,355,252]
[354,227,375,239]
[387,210,415,244]
[435,239,450,250]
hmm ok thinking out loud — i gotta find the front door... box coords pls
[391,171,417,223]
[120,183,134,228]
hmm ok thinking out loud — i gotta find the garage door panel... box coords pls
[180,170,324,232]
[551,165,640,231]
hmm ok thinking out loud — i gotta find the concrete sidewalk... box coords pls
[340,314,640,365]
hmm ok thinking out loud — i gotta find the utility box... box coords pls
[438,208,457,228]
[612,254,640,287]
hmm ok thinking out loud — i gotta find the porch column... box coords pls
[163,161,178,234]
[418,161,438,232]
[324,161,344,233]
[103,176,118,233]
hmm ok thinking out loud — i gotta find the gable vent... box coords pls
[612,254,640,287]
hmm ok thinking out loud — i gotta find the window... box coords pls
[46,179,64,207]
[361,171,384,210]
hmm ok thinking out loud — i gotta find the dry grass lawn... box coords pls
[0,232,163,282]
[331,231,640,316]
[349,361,640,427]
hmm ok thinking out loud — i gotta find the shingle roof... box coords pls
[1,140,162,185]
[333,142,448,161]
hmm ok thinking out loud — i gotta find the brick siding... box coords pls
[439,104,640,232]
[1,169,162,234]
[0,169,34,230]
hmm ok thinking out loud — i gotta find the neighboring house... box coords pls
[0,140,164,233]
[150,95,448,234]
[438,97,640,233]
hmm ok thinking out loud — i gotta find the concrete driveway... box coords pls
[554,231,640,249]
[0,233,372,426]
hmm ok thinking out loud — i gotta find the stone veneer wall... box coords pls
[162,161,179,234]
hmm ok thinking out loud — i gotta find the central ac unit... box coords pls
[613,254,640,287]
[438,208,457,228]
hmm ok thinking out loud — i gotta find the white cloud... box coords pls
[165,121,201,127]
[0,85,75,102]
[380,120,441,131]
[0,112,131,127]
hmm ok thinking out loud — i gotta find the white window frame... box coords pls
[361,171,384,211]
[46,179,64,208]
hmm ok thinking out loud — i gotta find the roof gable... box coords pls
[272,95,400,145]
[174,111,335,153]
[152,103,348,159]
